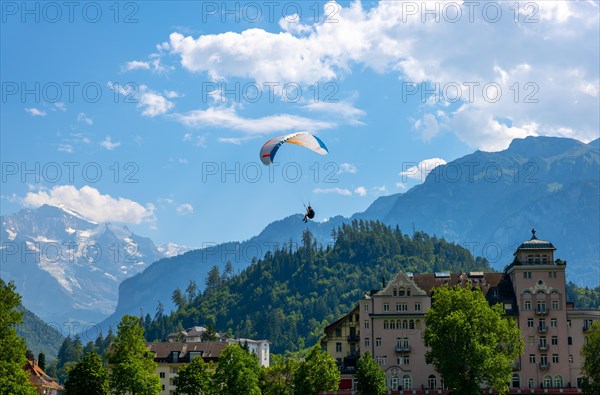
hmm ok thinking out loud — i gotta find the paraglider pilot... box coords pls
[303,204,315,223]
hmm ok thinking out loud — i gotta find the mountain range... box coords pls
[2,136,598,336]
[0,204,188,324]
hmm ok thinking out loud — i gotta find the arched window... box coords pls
[416,319,421,329]
[428,375,437,389]
[402,375,412,390]
[399,287,405,296]
[406,288,411,296]
[402,320,408,329]
[390,320,396,330]
[511,373,520,388]
[409,320,415,329]
[384,320,389,330]
[554,375,563,388]
[543,375,552,388]
[396,320,401,329]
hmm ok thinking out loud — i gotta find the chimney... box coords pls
[382,276,386,288]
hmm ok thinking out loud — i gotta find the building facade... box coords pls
[323,230,599,392]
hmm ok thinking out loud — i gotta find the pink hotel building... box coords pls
[322,230,599,392]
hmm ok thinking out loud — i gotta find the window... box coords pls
[528,378,535,389]
[364,321,369,329]
[567,319,572,327]
[384,320,389,330]
[415,303,421,311]
[540,336,547,347]
[375,356,386,365]
[406,288,411,296]
[551,336,558,345]
[549,271,557,278]
[524,301,531,310]
[428,375,437,389]
[554,375,563,388]
[393,288,397,296]
[527,336,535,344]
[511,373,520,388]
[527,318,534,328]
[160,372,165,378]
[397,355,409,365]
[409,320,415,329]
[162,385,165,391]
[569,355,573,363]
[402,375,412,390]
[568,336,572,345]
[543,375,552,388]
[552,300,559,310]
[552,354,559,363]
[335,328,342,337]
[365,338,370,347]
[551,318,557,327]
[537,301,546,313]
[529,354,536,363]
[384,303,390,312]
[397,303,408,312]
[399,287,405,296]
[524,271,532,279]
[375,338,382,347]
[540,354,548,365]
[364,303,369,312]
[336,343,342,353]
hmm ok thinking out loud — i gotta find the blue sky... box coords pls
[1,1,599,247]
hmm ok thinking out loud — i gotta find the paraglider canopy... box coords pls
[259,132,328,165]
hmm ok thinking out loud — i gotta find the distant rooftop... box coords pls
[516,228,556,251]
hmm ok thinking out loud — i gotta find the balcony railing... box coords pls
[535,308,548,315]
[395,344,411,352]
[512,361,521,371]
[347,334,360,342]
[539,362,551,370]
[538,343,549,351]
[538,326,548,333]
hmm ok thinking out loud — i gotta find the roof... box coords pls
[411,272,505,297]
[147,341,227,361]
[25,360,63,390]
[323,305,359,337]
[377,271,427,296]
[515,229,556,252]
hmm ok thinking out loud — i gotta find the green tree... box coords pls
[293,345,339,395]
[176,356,214,395]
[259,355,297,395]
[64,351,109,395]
[37,352,46,371]
[355,352,386,395]
[581,320,600,395]
[424,285,523,395]
[108,315,161,395]
[214,344,261,395]
[0,279,36,395]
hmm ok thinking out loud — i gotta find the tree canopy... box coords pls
[64,351,109,395]
[175,355,214,395]
[108,315,161,395]
[214,344,261,395]
[0,279,36,395]
[581,320,600,395]
[355,351,386,395]
[423,285,523,395]
[293,345,339,395]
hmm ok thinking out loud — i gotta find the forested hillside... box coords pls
[142,220,491,353]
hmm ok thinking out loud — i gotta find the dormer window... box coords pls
[399,287,405,296]
[406,288,411,296]
[393,288,397,296]
[527,255,534,263]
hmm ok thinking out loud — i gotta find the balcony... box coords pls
[395,344,411,352]
[512,361,521,371]
[535,308,548,316]
[537,326,548,333]
[539,362,551,370]
[347,334,360,342]
[538,343,549,351]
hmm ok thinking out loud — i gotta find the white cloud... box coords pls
[22,185,154,224]
[172,106,335,134]
[123,55,173,74]
[302,100,367,126]
[163,90,182,99]
[372,185,388,195]
[100,136,121,150]
[108,82,174,117]
[313,187,353,196]
[338,163,357,174]
[399,158,447,183]
[354,186,367,197]
[54,102,66,111]
[25,108,46,117]
[166,0,599,150]
[77,112,93,125]
[176,203,194,216]
[58,144,74,153]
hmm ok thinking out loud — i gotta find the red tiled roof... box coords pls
[25,360,63,390]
